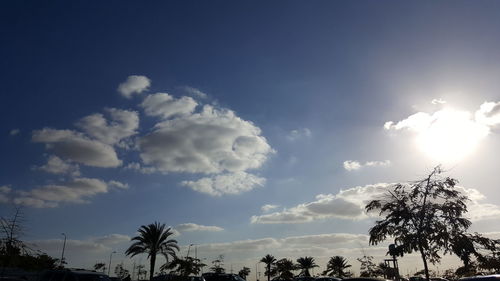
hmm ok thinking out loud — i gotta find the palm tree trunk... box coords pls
[267,264,270,281]
[150,254,156,281]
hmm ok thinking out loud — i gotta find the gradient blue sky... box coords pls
[2,0,500,278]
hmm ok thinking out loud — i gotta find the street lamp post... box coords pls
[60,233,67,267]
[186,244,194,258]
[108,251,116,276]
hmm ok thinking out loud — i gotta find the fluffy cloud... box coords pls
[76,108,139,146]
[251,183,391,224]
[141,93,198,119]
[343,160,391,171]
[261,204,280,212]
[252,180,500,224]
[32,128,121,168]
[118,75,151,98]
[176,223,224,232]
[13,178,127,208]
[384,101,500,163]
[286,128,312,141]
[139,104,273,174]
[37,155,80,176]
[181,172,265,196]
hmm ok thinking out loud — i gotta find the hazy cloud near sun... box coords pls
[384,101,500,163]
[117,75,151,98]
[343,160,391,171]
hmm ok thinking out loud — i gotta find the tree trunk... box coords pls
[419,247,430,281]
[267,265,271,281]
[150,254,156,281]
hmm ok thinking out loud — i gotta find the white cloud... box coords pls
[252,180,500,224]
[141,93,198,119]
[475,101,500,127]
[124,162,157,174]
[431,98,447,105]
[9,129,20,136]
[251,183,392,224]
[108,180,129,189]
[261,204,280,212]
[37,155,80,176]
[286,128,312,141]
[32,128,121,168]
[384,102,500,163]
[179,86,208,99]
[139,104,273,174]
[118,75,151,98]
[343,160,362,171]
[176,223,224,232]
[13,178,121,208]
[182,172,265,196]
[76,108,139,146]
[91,234,131,245]
[343,160,391,171]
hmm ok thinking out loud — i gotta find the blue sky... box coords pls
[2,0,500,277]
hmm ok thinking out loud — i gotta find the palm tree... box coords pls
[260,254,277,281]
[322,256,351,278]
[296,256,318,277]
[125,222,179,281]
[275,258,296,280]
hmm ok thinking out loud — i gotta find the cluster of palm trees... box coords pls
[259,254,352,281]
[123,222,354,281]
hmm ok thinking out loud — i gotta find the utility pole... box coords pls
[60,233,67,267]
[108,251,116,276]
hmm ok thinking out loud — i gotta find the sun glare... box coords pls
[416,109,489,163]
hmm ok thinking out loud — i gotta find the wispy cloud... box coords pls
[343,160,391,171]
[286,128,312,141]
[176,223,224,232]
[182,172,265,196]
[9,129,20,136]
[261,204,280,212]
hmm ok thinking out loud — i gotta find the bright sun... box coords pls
[415,109,489,163]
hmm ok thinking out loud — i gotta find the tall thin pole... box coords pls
[186,244,193,258]
[108,251,116,276]
[60,233,67,267]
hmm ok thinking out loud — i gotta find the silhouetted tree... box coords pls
[94,262,106,273]
[322,256,351,278]
[296,256,318,277]
[210,255,225,274]
[260,254,277,281]
[357,255,377,277]
[161,256,206,276]
[115,263,130,279]
[274,258,295,280]
[238,267,251,280]
[125,222,179,281]
[365,166,473,281]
